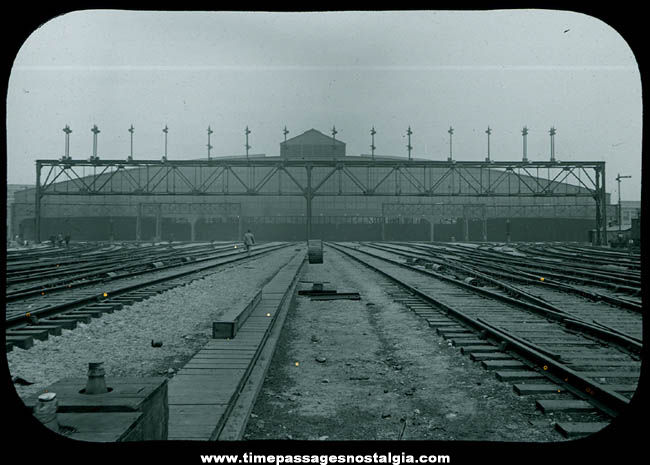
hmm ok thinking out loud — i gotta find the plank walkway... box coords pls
[167,252,305,440]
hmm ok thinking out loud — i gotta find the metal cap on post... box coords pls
[33,392,60,432]
[84,362,109,394]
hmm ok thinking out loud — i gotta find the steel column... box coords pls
[155,205,162,241]
[136,203,142,241]
[306,165,313,241]
[595,168,602,245]
[190,217,197,242]
[35,162,42,243]
[601,163,607,245]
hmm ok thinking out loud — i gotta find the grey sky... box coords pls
[7,10,642,200]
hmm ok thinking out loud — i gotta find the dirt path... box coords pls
[244,248,562,441]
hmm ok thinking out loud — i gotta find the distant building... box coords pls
[7,184,33,241]
[9,129,613,242]
[281,129,345,158]
[618,200,641,227]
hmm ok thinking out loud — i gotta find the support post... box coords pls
[136,203,142,241]
[464,217,469,242]
[482,205,488,242]
[155,205,162,242]
[190,217,197,242]
[35,162,42,243]
[238,216,243,241]
[428,216,435,242]
[595,168,602,246]
[381,218,386,241]
[601,163,608,245]
[305,165,313,241]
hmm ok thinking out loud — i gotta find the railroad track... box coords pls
[366,242,643,342]
[327,242,641,438]
[515,244,641,272]
[440,242,641,288]
[405,242,641,310]
[6,242,244,300]
[6,242,233,285]
[5,242,292,351]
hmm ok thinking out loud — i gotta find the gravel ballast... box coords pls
[245,247,564,441]
[7,246,299,400]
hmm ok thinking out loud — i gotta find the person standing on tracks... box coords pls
[243,229,255,256]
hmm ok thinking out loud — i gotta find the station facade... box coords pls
[10,129,613,242]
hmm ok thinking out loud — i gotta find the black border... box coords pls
[2,3,646,464]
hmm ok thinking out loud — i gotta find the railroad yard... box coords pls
[5,239,642,442]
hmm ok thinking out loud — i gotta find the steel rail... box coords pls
[327,242,632,418]
[6,243,291,328]
[362,242,642,352]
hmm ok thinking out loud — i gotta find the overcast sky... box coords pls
[6,9,642,201]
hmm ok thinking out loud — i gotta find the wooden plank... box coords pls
[6,335,33,349]
[7,329,49,341]
[481,360,527,370]
[470,352,513,361]
[451,338,485,347]
[460,345,500,354]
[40,318,77,329]
[513,384,562,395]
[555,422,610,438]
[536,400,595,413]
[495,371,545,382]
[25,325,62,336]
[50,314,92,324]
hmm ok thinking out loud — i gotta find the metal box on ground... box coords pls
[307,239,323,263]
[24,377,168,441]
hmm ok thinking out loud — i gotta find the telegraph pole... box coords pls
[448,126,453,161]
[407,126,413,160]
[485,126,491,162]
[91,125,100,161]
[162,125,168,161]
[245,126,251,159]
[63,125,72,160]
[283,126,289,142]
[522,126,528,162]
[207,126,213,160]
[128,125,134,161]
[616,173,631,232]
[331,125,338,155]
[370,126,376,160]
[549,126,556,162]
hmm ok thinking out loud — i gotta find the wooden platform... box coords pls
[167,252,305,441]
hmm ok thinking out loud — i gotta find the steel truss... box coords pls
[34,158,608,243]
